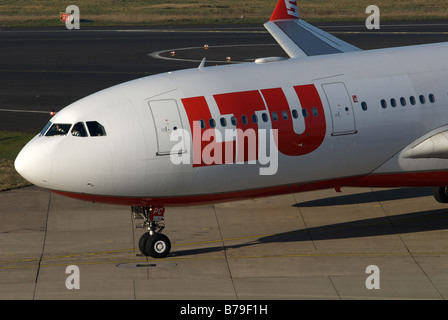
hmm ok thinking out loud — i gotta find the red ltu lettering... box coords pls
[261,85,326,156]
[181,85,326,167]
[214,90,266,163]
[181,96,235,167]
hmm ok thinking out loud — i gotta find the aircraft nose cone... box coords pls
[15,138,53,186]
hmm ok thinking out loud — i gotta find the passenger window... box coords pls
[251,114,258,124]
[429,94,435,103]
[302,109,308,118]
[361,102,368,111]
[381,99,387,109]
[86,121,107,136]
[241,115,248,125]
[71,122,88,137]
[312,107,318,117]
[261,113,269,122]
[419,95,426,104]
[231,116,237,126]
[199,120,205,129]
[292,109,299,119]
[390,98,397,107]
[410,96,416,105]
[400,97,406,106]
[272,112,278,121]
[282,110,288,120]
[220,117,227,127]
[45,123,72,136]
[209,119,216,128]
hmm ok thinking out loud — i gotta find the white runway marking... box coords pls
[0,108,50,114]
[149,43,277,64]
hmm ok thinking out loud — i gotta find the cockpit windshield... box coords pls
[40,121,52,136]
[41,121,107,137]
[45,123,72,136]
[86,121,107,136]
[71,122,88,137]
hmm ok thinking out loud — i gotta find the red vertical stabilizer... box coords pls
[270,0,300,21]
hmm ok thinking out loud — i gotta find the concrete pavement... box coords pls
[1,185,448,299]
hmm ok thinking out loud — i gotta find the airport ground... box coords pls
[1,22,448,301]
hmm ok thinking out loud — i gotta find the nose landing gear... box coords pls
[132,206,171,258]
[433,187,448,203]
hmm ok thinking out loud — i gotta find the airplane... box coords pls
[14,0,448,258]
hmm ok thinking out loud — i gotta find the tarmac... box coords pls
[2,22,448,301]
[2,185,448,300]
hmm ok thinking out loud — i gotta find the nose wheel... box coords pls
[139,232,171,259]
[133,206,171,258]
[433,187,448,203]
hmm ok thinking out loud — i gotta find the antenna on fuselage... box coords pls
[198,57,206,70]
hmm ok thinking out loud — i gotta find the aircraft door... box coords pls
[148,99,185,155]
[321,82,357,136]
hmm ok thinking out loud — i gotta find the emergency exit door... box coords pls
[321,82,357,135]
[149,99,185,155]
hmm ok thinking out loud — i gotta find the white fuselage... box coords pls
[15,42,448,206]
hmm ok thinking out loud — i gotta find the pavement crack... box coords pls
[32,192,51,299]
[212,205,238,300]
[371,188,444,299]
[293,194,317,250]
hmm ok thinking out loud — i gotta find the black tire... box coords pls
[433,187,448,203]
[138,232,150,255]
[145,233,171,258]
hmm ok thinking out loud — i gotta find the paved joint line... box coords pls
[328,276,342,300]
[33,192,52,299]
[213,205,238,300]
[293,193,317,250]
[370,188,444,299]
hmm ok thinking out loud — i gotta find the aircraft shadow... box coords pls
[294,188,433,207]
[170,205,448,258]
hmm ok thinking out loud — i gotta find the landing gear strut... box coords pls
[132,206,171,258]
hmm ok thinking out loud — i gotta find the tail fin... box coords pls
[270,0,300,21]
[265,0,361,58]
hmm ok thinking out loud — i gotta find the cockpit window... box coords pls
[45,123,72,136]
[40,121,52,136]
[86,121,107,136]
[71,122,88,137]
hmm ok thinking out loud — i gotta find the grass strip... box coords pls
[0,0,447,27]
[0,131,35,191]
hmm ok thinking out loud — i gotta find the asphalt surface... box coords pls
[2,22,448,302]
[3,185,448,301]
[1,21,448,132]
